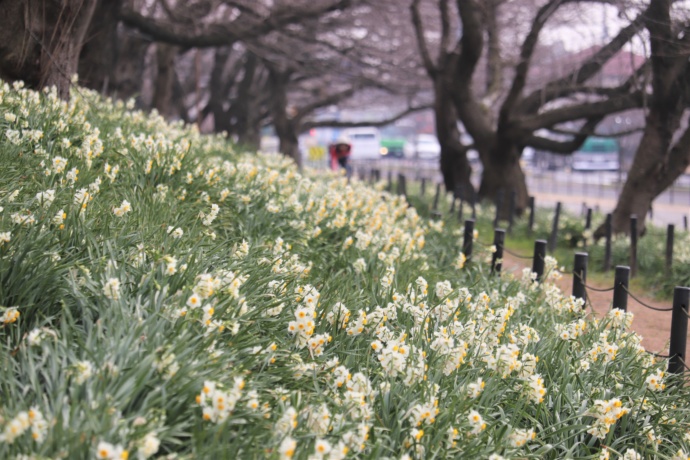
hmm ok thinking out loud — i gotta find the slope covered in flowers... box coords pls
[0,81,689,460]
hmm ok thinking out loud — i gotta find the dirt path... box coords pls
[500,252,686,357]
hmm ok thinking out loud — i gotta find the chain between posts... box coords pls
[621,285,673,311]
[678,357,690,372]
[501,246,534,260]
[646,351,670,358]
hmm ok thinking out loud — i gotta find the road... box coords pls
[348,159,690,228]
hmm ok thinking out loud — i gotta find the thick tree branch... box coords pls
[410,0,436,77]
[520,91,644,131]
[301,103,432,131]
[438,0,452,67]
[520,14,646,115]
[500,0,566,119]
[119,0,356,47]
[548,125,644,138]
[524,116,603,153]
[484,0,502,97]
[452,0,494,148]
[294,87,357,121]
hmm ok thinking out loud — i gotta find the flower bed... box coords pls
[0,82,689,459]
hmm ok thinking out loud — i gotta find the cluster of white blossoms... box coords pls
[96,441,129,460]
[586,398,629,439]
[288,284,320,348]
[588,332,620,364]
[555,318,587,341]
[467,409,487,435]
[0,408,48,444]
[645,368,666,392]
[371,334,409,378]
[113,200,132,217]
[199,203,220,226]
[103,278,121,300]
[509,427,536,447]
[525,374,547,404]
[197,378,246,423]
[1,306,20,324]
[35,189,55,208]
[606,308,634,329]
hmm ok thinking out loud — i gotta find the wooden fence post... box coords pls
[613,266,630,312]
[572,252,588,303]
[508,190,516,234]
[463,219,475,260]
[533,239,547,282]
[604,213,612,272]
[431,183,442,219]
[583,207,593,248]
[528,196,535,234]
[666,224,675,275]
[396,173,406,197]
[494,189,504,228]
[668,287,690,375]
[548,202,561,253]
[630,215,638,278]
[471,188,477,219]
[491,228,505,275]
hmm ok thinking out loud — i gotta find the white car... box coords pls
[414,134,441,160]
[343,127,381,160]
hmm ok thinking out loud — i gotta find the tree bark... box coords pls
[152,43,178,118]
[233,54,261,150]
[478,140,529,217]
[0,0,97,100]
[595,0,690,236]
[267,66,301,167]
[78,0,120,93]
[435,81,473,199]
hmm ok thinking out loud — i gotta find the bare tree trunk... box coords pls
[152,43,178,118]
[38,0,97,99]
[0,0,97,100]
[267,66,301,167]
[233,54,261,150]
[78,0,120,93]
[595,0,690,236]
[478,140,529,216]
[435,81,473,199]
[597,119,690,237]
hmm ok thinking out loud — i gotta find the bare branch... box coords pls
[119,0,357,47]
[519,14,646,114]
[438,0,452,65]
[294,87,357,121]
[410,0,437,77]
[453,0,494,147]
[524,116,603,154]
[520,91,645,131]
[500,0,567,119]
[302,103,432,131]
[547,125,644,138]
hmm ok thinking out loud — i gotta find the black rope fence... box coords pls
[647,351,670,358]
[678,357,690,373]
[392,171,690,376]
[622,285,673,312]
[502,246,534,260]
